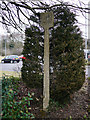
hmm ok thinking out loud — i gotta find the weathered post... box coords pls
[40,11,54,111]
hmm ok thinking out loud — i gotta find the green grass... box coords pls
[0,71,21,78]
[86,62,90,65]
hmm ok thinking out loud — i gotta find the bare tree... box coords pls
[0,0,89,33]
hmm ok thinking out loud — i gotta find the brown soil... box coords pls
[17,77,89,119]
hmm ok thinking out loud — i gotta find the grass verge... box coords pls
[0,71,21,78]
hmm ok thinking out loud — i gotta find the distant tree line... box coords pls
[0,34,23,56]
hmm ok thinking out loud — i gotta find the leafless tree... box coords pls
[0,0,89,34]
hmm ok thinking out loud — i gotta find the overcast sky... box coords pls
[0,0,90,39]
[51,0,90,39]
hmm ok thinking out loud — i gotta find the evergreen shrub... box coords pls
[21,3,85,103]
[2,76,34,119]
[21,25,43,88]
[50,6,85,103]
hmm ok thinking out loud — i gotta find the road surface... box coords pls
[0,61,22,72]
[86,65,90,77]
[0,62,90,77]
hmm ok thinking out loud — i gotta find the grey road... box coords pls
[86,65,90,77]
[0,61,22,72]
[0,61,90,77]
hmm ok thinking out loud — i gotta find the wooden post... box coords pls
[40,11,54,111]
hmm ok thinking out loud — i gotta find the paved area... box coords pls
[0,61,22,77]
[0,61,22,72]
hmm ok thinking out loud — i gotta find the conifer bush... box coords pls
[50,6,85,103]
[21,25,43,88]
[21,3,85,103]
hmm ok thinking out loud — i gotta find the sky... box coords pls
[51,0,90,39]
[0,0,90,39]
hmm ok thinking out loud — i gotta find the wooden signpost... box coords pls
[40,11,54,111]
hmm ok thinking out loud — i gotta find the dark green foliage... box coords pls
[9,40,15,49]
[22,3,85,103]
[21,25,43,88]
[2,75,34,119]
[50,6,85,103]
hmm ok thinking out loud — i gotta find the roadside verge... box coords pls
[0,71,21,78]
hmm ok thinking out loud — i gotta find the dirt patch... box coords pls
[17,77,89,119]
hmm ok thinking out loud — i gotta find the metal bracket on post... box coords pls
[40,11,54,111]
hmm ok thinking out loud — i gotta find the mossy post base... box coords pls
[40,12,54,111]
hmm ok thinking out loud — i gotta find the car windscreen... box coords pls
[5,56,18,59]
[5,56,12,59]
